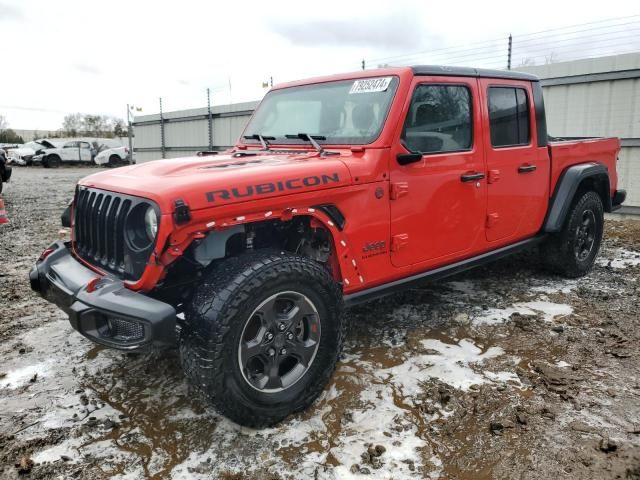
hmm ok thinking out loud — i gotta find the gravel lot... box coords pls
[1,167,639,479]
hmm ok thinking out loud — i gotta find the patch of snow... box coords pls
[378,338,506,393]
[0,361,52,389]
[556,360,572,368]
[597,248,640,269]
[473,300,572,325]
[531,279,578,294]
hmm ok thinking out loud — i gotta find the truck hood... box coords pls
[79,151,353,213]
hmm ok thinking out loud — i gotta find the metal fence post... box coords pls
[207,88,213,151]
[507,34,513,70]
[159,97,166,159]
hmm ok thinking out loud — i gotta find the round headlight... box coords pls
[144,206,158,241]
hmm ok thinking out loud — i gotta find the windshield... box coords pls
[243,76,399,146]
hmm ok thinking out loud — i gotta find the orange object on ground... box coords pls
[0,198,9,224]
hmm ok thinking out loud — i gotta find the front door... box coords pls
[390,77,487,268]
[479,79,549,243]
[61,141,79,161]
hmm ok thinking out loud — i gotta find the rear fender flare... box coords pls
[544,163,611,233]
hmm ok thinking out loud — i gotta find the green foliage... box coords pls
[0,129,24,144]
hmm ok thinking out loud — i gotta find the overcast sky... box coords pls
[2,0,639,130]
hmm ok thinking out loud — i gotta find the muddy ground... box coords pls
[1,167,639,480]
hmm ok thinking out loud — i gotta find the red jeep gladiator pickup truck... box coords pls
[30,66,625,426]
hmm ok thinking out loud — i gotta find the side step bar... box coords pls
[344,235,546,307]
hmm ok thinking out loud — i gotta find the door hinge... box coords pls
[390,182,409,200]
[174,199,192,224]
[486,213,500,228]
[488,169,501,184]
[391,233,409,251]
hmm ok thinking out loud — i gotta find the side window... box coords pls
[63,141,78,148]
[402,84,472,154]
[488,87,530,147]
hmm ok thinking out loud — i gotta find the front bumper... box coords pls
[29,241,176,351]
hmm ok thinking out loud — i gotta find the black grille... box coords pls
[74,187,132,277]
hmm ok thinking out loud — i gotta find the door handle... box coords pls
[518,164,537,173]
[460,172,485,182]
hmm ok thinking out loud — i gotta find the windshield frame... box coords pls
[241,75,400,147]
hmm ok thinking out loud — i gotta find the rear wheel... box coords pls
[541,190,604,278]
[179,251,344,427]
[108,155,120,167]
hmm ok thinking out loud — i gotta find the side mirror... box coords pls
[397,140,422,165]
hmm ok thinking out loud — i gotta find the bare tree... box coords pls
[0,115,8,131]
[62,113,84,136]
[518,57,536,67]
[60,113,125,138]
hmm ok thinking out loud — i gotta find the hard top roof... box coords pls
[411,65,539,81]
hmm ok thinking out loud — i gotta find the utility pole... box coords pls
[159,97,166,159]
[207,88,213,151]
[507,34,513,70]
[126,104,133,163]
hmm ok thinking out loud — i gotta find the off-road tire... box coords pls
[541,190,604,278]
[45,155,61,169]
[179,250,344,427]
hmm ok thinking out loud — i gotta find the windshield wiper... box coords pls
[243,134,275,150]
[284,133,328,154]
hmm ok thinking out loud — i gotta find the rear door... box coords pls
[79,142,93,162]
[479,79,549,243]
[389,77,487,268]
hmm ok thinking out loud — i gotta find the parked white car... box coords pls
[6,140,58,166]
[40,140,95,168]
[94,146,132,166]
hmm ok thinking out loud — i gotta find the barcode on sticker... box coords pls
[349,77,392,94]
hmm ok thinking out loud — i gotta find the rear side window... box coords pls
[488,87,530,147]
[402,84,472,154]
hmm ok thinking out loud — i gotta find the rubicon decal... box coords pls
[206,173,341,202]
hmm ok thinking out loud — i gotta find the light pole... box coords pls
[127,104,140,163]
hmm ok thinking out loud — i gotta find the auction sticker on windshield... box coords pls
[349,77,392,94]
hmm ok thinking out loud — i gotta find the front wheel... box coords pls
[541,190,604,278]
[179,251,344,427]
[45,155,61,168]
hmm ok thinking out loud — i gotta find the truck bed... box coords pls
[547,136,620,197]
